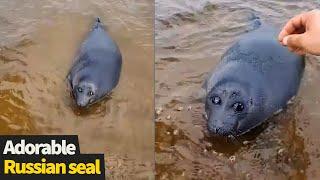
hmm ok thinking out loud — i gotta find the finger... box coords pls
[278,12,307,42]
[283,36,289,46]
[287,46,295,52]
[284,34,306,49]
[279,13,306,41]
[286,39,306,55]
[295,49,306,55]
[289,47,305,55]
[293,46,306,55]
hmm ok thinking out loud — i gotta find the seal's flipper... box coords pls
[251,18,261,30]
[245,14,262,32]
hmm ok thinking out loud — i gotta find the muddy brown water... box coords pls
[0,0,154,179]
[156,0,320,179]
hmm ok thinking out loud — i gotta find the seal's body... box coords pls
[204,25,304,137]
[67,18,122,107]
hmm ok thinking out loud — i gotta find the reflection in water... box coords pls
[0,0,153,179]
[156,0,320,179]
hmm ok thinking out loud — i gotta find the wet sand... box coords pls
[155,0,320,179]
[0,0,154,179]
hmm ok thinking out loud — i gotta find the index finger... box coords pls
[278,12,307,42]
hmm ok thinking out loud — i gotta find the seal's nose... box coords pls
[77,102,85,107]
[209,126,233,137]
[208,119,234,137]
[76,100,88,108]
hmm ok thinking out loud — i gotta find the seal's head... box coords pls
[205,81,262,137]
[73,81,98,108]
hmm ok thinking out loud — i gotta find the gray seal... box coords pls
[203,24,304,137]
[67,18,122,107]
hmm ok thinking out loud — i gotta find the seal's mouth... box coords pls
[69,91,90,109]
[74,93,112,109]
[77,102,89,108]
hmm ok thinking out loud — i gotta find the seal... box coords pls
[203,24,304,138]
[67,18,122,108]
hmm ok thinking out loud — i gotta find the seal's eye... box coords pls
[211,96,221,105]
[77,87,83,93]
[88,91,94,96]
[233,102,244,112]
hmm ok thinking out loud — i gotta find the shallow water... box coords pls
[0,0,153,179]
[155,0,320,179]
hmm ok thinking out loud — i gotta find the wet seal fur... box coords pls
[203,23,305,138]
[67,18,122,108]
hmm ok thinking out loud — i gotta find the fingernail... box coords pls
[283,36,288,46]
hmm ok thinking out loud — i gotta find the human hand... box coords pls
[278,10,320,55]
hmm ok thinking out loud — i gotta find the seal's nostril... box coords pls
[213,128,217,133]
[211,127,217,134]
[227,134,234,139]
[216,128,220,134]
[77,101,86,107]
